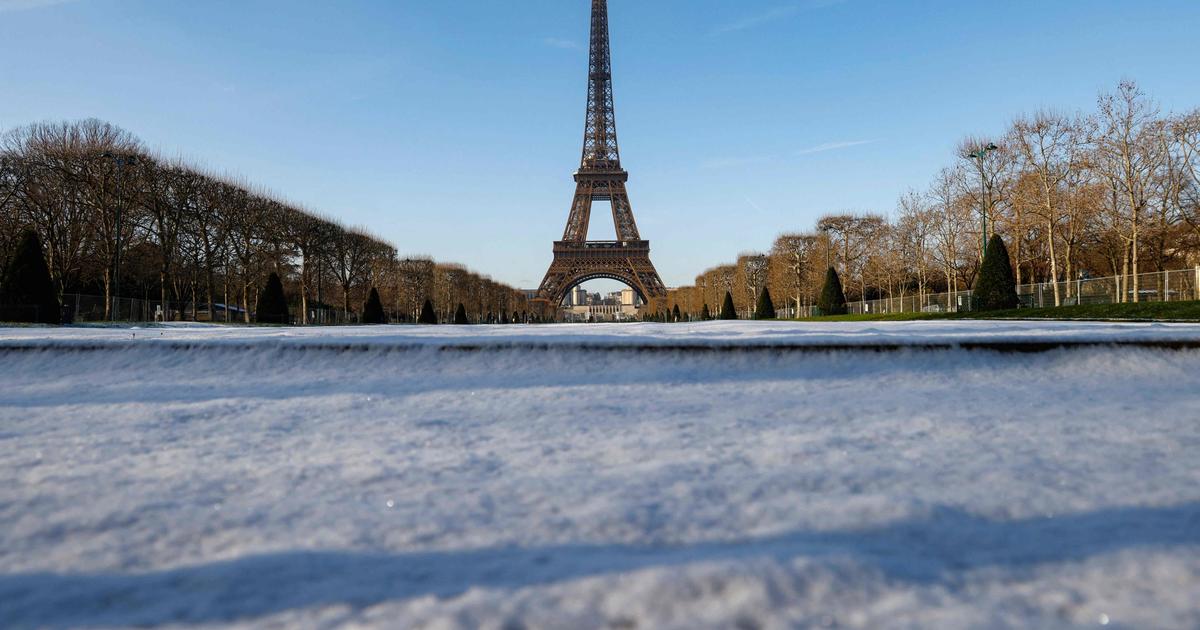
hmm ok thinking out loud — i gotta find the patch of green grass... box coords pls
[797,312,946,322]
[797,300,1200,322]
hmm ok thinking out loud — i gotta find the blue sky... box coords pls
[2,0,1199,289]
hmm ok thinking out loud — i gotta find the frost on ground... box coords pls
[1,323,1199,629]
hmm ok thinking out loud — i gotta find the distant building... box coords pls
[559,286,644,322]
[567,286,588,306]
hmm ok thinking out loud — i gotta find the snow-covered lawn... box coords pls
[3,319,1200,348]
[2,322,1199,628]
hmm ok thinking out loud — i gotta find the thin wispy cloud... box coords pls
[700,155,773,170]
[0,0,79,11]
[713,0,848,35]
[543,37,582,50]
[744,197,769,214]
[703,139,873,168]
[795,139,877,155]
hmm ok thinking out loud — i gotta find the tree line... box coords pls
[667,81,1200,318]
[0,119,533,324]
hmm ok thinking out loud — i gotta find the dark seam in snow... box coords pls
[3,341,1200,354]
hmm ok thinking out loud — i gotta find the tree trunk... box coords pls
[160,271,170,321]
[1046,220,1061,306]
[1120,242,1130,304]
[205,269,215,323]
[1131,215,1140,303]
[946,265,955,311]
[1064,244,1074,302]
[102,268,112,320]
[242,281,251,323]
[300,284,309,325]
[1014,207,1024,288]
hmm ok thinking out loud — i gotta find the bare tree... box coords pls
[817,212,885,299]
[734,252,768,316]
[1094,80,1165,302]
[0,152,23,267]
[769,232,824,316]
[1174,109,1200,256]
[930,167,973,305]
[1010,110,1089,305]
[137,160,197,318]
[396,257,435,321]
[327,228,375,318]
[283,209,332,324]
[957,135,1015,263]
[896,190,934,307]
[4,123,96,296]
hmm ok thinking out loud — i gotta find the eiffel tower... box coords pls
[536,0,667,308]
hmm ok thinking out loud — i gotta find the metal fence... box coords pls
[56,294,357,325]
[830,266,1200,317]
[9,268,1199,324]
[10,294,517,325]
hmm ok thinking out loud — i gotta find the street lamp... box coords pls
[101,152,138,321]
[967,143,998,257]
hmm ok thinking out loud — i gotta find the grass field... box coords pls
[801,300,1200,322]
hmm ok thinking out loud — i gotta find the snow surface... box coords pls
[2,319,1200,348]
[2,323,1200,628]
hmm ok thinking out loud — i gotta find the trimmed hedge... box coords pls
[254,272,289,324]
[418,299,438,324]
[0,229,59,324]
[719,291,738,320]
[362,287,386,324]
[974,235,1019,311]
[817,267,848,316]
[754,287,776,320]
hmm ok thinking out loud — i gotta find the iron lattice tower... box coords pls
[536,0,667,307]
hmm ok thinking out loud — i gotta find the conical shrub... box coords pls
[362,287,386,324]
[754,286,776,320]
[418,299,438,324]
[718,291,738,320]
[817,267,848,315]
[671,304,681,322]
[0,229,59,324]
[701,303,711,320]
[974,234,1019,311]
[453,303,469,325]
[254,272,289,324]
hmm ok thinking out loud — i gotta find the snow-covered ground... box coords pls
[2,323,1199,628]
[2,319,1200,348]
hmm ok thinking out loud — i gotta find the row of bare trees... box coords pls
[669,81,1200,317]
[0,119,531,323]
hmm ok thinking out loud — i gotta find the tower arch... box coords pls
[554,272,647,306]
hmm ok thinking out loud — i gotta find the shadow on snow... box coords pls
[2,501,1198,627]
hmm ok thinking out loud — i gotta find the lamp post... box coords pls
[101,152,138,321]
[967,143,999,257]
